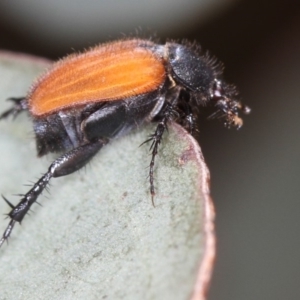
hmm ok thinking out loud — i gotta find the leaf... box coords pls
[0,51,215,300]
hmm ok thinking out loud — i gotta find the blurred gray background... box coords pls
[0,0,299,299]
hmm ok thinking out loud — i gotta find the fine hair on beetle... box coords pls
[0,38,250,248]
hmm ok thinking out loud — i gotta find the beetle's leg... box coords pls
[174,91,198,135]
[0,139,106,248]
[185,112,197,135]
[143,102,175,206]
[181,102,197,135]
[0,97,28,120]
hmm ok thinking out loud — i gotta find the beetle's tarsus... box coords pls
[0,97,27,120]
[0,219,16,248]
[151,194,155,207]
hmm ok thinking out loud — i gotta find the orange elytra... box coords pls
[28,39,166,116]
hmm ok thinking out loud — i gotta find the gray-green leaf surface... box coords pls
[0,52,215,300]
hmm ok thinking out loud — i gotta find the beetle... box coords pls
[0,38,250,247]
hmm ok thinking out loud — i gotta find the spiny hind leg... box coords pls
[0,139,105,248]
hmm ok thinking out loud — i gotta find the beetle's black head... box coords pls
[167,42,250,129]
